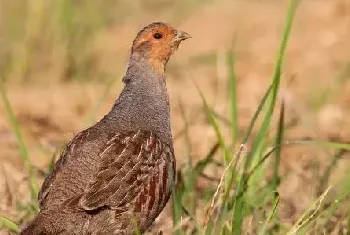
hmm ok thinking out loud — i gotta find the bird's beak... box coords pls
[174,31,192,42]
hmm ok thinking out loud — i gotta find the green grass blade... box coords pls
[194,80,239,233]
[226,49,238,146]
[0,216,20,233]
[248,139,350,184]
[231,181,245,235]
[0,77,38,199]
[228,82,274,233]
[245,139,350,181]
[246,0,299,170]
[305,140,350,150]
[130,216,141,235]
[273,100,285,190]
[178,100,199,215]
[229,84,273,234]
[172,185,184,235]
[242,83,273,145]
[193,143,220,176]
[317,150,346,196]
[258,192,280,235]
[231,1,299,233]
[274,139,350,151]
[194,81,230,164]
[194,80,239,230]
[0,78,29,166]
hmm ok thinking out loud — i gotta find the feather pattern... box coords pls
[19,21,190,235]
[33,130,174,234]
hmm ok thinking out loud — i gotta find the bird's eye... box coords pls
[153,32,163,39]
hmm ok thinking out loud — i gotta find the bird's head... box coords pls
[131,22,191,74]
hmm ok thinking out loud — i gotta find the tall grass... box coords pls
[173,0,350,234]
[0,77,38,200]
[0,76,34,232]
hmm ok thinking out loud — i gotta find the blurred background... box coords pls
[1,0,350,234]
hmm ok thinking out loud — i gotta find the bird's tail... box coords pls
[20,223,36,235]
[19,209,88,235]
[19,210,54,235]
[19,217,43,235]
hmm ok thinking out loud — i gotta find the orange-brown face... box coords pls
[131,22,191,73]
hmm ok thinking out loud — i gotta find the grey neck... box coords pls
[101,56,173,147]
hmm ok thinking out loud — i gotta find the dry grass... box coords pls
[1,0,350,234]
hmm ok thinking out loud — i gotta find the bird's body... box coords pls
[20,22,190,235]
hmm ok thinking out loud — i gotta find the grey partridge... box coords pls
[20,22,191,235]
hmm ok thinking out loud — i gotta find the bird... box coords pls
[20,22,191,235]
